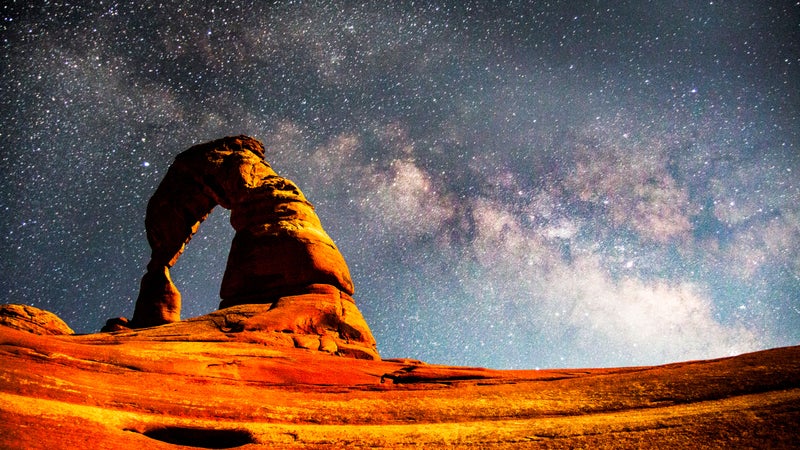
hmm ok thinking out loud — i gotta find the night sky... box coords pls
[2,1,798,369]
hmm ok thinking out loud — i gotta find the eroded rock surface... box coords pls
[0,304,73,335]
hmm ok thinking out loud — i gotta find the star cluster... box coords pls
[2,1,798,368]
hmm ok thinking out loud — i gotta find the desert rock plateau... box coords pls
[0,304,798,449]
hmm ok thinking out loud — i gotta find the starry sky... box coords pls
[2,1,799,369]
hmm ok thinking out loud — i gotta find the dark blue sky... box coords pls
[2,1,798,368]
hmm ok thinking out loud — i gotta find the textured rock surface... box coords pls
[110,286,378,360]
[120,135,375,355]
[0,304,73,335]
[0,321,797,449]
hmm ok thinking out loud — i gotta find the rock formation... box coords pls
[107,135,376,358]
[0,304,73,335]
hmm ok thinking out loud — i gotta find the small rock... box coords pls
[101,317,132,332]
[292,334,321,351]
[319,336,338,354]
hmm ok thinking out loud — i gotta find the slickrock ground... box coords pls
[0,310,798,449]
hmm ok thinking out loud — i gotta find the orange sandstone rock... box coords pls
[0,321,797,449]
[0,304,73,335]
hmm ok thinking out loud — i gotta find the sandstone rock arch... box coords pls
[111,135,376,357]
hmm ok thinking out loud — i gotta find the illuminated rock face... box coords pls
[0,304,73,335]
[0,321,798,449]
[123,135,375,357]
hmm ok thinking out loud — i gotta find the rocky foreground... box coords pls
[0,307,798,449]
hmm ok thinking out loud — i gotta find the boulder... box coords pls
[0,304,74,335]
